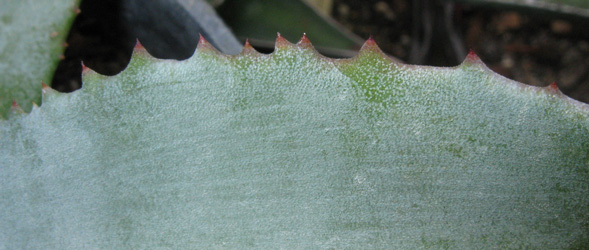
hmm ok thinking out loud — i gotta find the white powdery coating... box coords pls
[1,42,588,249]
[0,0,78,117]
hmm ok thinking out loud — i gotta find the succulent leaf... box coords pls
[448,0,589,18]
[1,36,588,248]
[217,0,364,54]
[0,0,80,119]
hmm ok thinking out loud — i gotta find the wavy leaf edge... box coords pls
[10,33,588,120]
[3,33,589,249]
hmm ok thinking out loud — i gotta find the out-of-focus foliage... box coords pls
[0,0,80,118]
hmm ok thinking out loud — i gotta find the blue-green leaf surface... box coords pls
[0,0,80,118]
[1,36,588,249]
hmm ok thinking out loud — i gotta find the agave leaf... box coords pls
[124,0,242,57]
[0,0,80,119]
[1,35,588,248]
[217,0,364,56]
[449,0,589,18]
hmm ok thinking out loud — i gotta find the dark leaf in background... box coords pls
[217,0,365,58]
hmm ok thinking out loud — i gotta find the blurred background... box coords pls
[53,0,589,103]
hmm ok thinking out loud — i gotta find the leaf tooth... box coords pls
[244,38,253,49]
[239,38,259,55]
[10,100,24,115]
[40,81,62,107]
[366,35,376,46]
[464,49,482,64]
[79,61,101,81]
[297,33,313,49]
[275,32,293,49]
[128,39,163,68]
[196,34,220,53]
[361,35,377,50]
[81,61,90,74]
[457,49,488,71]
[41,82,50,92]
[546,82,562,94]
[134,39,145,51]
[41,81,57,98]
[358,35,385,55]
[295,33,325,58]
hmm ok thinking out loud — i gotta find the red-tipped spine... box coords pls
[197,34,218,52]
[81,61,90,74]
[41,81,57,97]
[276,32,290,48]
[366,35,376,46]
[466,49,480,62]
[548,82,560,92]
[10,100,24,114]
[241,38,256,54]
[297,33,312,47]
[41,81,50,95]
[196,34,220,53]
[244,39,253,49]
[358,35,383,54]
[134,39,144,50]
[198,34,207,46]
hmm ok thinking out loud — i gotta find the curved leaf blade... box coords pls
[0,0,80,119]
[1,36,588,248]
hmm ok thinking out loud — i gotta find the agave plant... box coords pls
[1,0,588,249]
